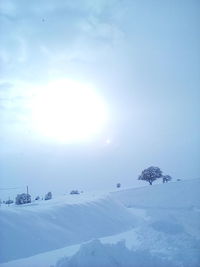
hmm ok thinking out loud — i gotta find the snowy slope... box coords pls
[0,179,200,267]
[0,193,136,263]
[111,178,200,209]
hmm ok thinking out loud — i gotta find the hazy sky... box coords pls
[0,0,199,198]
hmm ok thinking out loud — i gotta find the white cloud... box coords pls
[0,0,125,81]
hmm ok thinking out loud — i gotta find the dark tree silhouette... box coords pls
[138,166,162,185]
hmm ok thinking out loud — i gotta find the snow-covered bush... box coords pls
[116,183,121,188]
[138,166,162,185]
[5,199,14,205]
[45,192,52,200]
[70,190,80,195]
[15,193,31,205]
[162,175,172,183]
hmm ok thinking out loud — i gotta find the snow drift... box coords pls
[0,195,135,263]
[56,239,175,267]
[0,179,200,267]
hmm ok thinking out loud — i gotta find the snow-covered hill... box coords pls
[0,179,200,267]
[111,178,200,209]
[0,194,136,263]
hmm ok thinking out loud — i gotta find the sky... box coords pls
[0,0,199,199]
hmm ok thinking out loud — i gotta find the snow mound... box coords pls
[0,196,135,263]
[56,239,175,267]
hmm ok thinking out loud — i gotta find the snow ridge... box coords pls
[0,196,135,263]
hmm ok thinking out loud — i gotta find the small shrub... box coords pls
[16,193,31,205]
[70,190,80,195]
[162,175,172,183]
[45,192,52,200]
[5,199,14,205]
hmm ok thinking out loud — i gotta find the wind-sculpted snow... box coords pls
[110,179,200,267]
[0,195,136,263]
[56,239,175,267]
[0,179,200,267]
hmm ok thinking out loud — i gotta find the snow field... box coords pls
[0,194,136,263]
[0,179,200,266]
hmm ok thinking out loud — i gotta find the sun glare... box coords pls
[31,79,108,143]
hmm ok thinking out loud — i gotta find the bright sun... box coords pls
[31,79,108,143]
